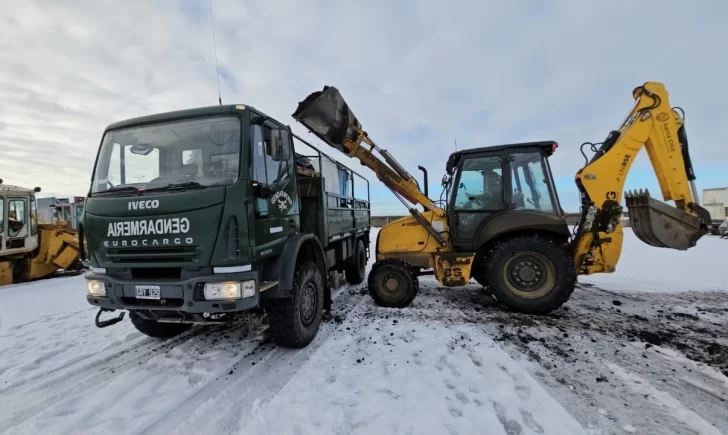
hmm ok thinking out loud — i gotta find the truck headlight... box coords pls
[241,280,255,298]
[87,280,106,296]
[203,281,256,300]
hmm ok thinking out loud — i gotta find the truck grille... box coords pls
[107,246,198,264]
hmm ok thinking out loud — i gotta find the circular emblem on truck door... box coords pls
[271,191,293,212]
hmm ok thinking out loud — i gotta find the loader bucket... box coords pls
[625,189,708,250]
[291,86,362,154]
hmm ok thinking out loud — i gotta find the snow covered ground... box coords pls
[0,227,726,435]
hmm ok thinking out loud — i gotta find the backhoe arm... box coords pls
[292,86,448,246]
[572,81,710,275]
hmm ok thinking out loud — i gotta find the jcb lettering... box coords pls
[128,200,160,211]
[443,268,463,278]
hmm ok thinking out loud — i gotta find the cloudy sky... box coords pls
[1,0,726,215]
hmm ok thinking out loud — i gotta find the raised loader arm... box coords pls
[572,81,711,275]
[292,86,448,246]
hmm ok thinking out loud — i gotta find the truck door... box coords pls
[250,121,298,258]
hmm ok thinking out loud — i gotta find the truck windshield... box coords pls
[91,116,241,194]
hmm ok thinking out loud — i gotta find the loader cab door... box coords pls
[448,154,506,246]
[2,196,38,253]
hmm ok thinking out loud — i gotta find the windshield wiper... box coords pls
[93,186,142,196]
[143,181,206,193]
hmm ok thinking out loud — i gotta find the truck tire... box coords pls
[345,239,367,285]
[483,234,576,314]
[128,311,192,338]
[367,259,419,308]
[268,261,324,348]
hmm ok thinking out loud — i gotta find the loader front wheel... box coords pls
[484,235,576,315]
[368,259,418,308]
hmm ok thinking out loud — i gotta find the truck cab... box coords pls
[82,104,371,348]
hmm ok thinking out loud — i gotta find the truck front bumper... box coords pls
[84,270,261,314]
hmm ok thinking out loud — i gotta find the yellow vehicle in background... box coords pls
[0,179,85,286]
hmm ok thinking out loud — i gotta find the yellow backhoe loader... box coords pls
[0,180,85,286]
[290,82,711,314]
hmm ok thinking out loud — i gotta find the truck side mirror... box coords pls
[270,128,292,162]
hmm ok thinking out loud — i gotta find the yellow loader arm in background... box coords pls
[292,86,449,247]
[572,81,711,275]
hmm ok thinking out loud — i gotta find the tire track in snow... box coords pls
[0,321,248,432]
[134,284,367,435]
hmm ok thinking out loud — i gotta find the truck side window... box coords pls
[252,124,291,187]
[0,198,4,234]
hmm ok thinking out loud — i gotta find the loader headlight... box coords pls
[87,280,106,297]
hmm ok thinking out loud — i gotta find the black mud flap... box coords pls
[625,189,709,250]
[95,308,126,328]
[291,85,361,154]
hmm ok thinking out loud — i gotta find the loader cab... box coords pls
[0,180,41,257]
[444,141,567,250]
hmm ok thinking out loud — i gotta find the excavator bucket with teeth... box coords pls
[625,189,708,250]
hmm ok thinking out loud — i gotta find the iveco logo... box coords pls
[128,199,159,211]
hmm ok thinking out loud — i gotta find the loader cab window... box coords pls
[7,199,27,238]
[509,152,556,213]
[453,156,504,211]
[30,197,38,236]
[0,198,4,234]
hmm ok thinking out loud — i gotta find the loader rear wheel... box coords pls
[129,311,192,339]
[368,259,418,308]
[484,234,576,314]
[345,239,367,285]
[267,261,324,349]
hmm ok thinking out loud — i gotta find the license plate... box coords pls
[135,285,161,300]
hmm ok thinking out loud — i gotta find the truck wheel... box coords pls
[128,311,192,338]
[483,234,576,314]
[367,259,418,308]
[268,261,324,348]
[345,239,367,285]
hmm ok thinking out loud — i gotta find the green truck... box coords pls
[81,103,372,348]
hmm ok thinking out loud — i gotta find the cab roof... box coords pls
[104,104,265,132]
[0,184,34,195]
[446,140,558,175]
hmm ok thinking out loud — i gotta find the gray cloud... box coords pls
[1,0,725,212]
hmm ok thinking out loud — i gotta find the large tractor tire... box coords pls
[345,239,367,285]
[367,259,419,308]
[483,234,576,314]
[268,261,324,348]
[129,311,192,338]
